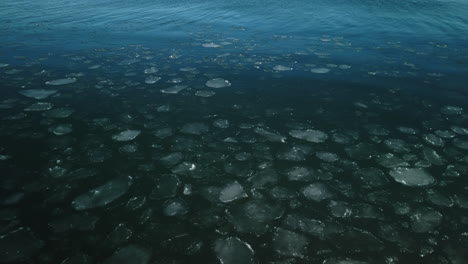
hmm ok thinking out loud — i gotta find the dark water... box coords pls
[1,0,468,263]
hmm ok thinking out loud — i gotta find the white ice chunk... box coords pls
[144,67,159,74]
[384,139,411,153]
[316,152,339,162]
[376,153,409,168]
[167,77,182,84]
[254,127,286,142]
[272,228,309,258]
[286,166,312,181]
[289,129,328,143]
[228,200,284,235]
[163,199,188,216]
[423,134,444,147]
[453,138,468,150]
[441,105,463,115]
[112,130,141,142]
[282,214,326,239]
[219,181,248,203]
[273,65,292,71]
[434,130,455,139]
[214,237,254,264]
[302,183,334,201]
[311,68,330,74]
[154,127,173,139]
[195,90,216,97]
[161,85,186,94]
[18,89,57,99]
[0,155,12,161]
[389,167,435,187]
[426,189,454,207]
[206,78,231,88]
[213,119,230,129]
[353,167,389,189]
[410,207,443,233]
[276,146,310,161]
[45,78,76,85]
[145,76,161,84]
[451,126,468,135]
[159,152,183,167]
[397,126,419,135]
[202,43,221,48]
[180,67,197,72]
[423,147,445,165]
[71,177,132,210]
[44,107,74,118]
[49,124,73,136]
[24,102,53,111]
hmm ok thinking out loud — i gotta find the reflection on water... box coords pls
[2,0,468,44]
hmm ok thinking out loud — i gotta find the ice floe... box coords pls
[18,89,57,99]
[144,67,158,74]
[206,78,231,88]
[145,76,161,84]
[45,78,77,85]
[195,90,216,97]
[289,129,328,143]
[273,65,292,71]
[219,181,248,203]
[214,237,254,264]
[441,105,463,115]
[272,228,308,258]
[24,102,53,111]
[388,167,435,187]
[213,119,230,129]
[161,85,186,94]
[410,207,443,233]
[49,124,73,136]
[43,107,74,118]
[310,67,330,73]
[71,177,132,210]
[254,127,286,142]
[228,199,284,235]
[302,183,334,201]
[112,130,141,141]
[202,42,222,48]
[163,198,188,216]
[453,138,468,150]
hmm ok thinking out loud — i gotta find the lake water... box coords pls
[1,0,468,263]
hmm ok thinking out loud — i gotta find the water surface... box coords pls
[1,0,468,263]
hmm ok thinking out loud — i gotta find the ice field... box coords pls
[1,0,468,263]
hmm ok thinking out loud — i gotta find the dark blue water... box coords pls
[1,1,468,263]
